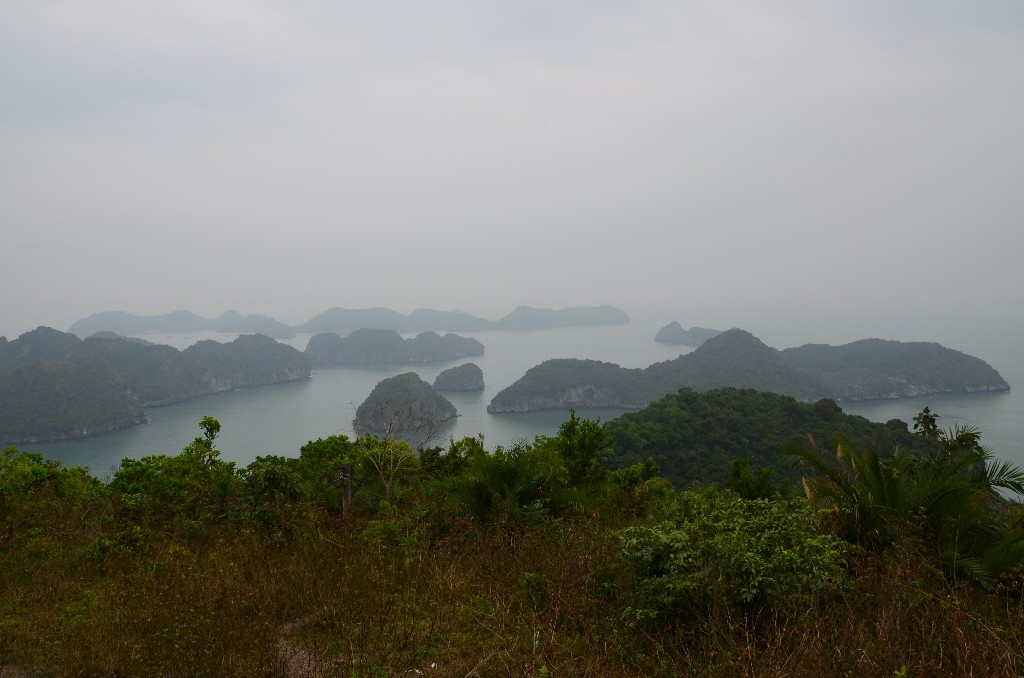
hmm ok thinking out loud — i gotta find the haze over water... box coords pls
[3,3,1022,350]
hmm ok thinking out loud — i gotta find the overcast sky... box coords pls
[2,1,1022,345]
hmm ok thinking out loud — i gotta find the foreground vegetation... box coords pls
[3,403,1024,676]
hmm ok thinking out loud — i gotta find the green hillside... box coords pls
[607,387,920,487]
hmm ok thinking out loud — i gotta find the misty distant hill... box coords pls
[493,305,630,330]
[299,304,630,335]
[69,304,630,339]
[654,321,722,346]
[69,310,295,339]
[0,327,310,444]
[305,329,484,366]
[487,328,1010,413]
[299,308,415,335]
[407,308,494,332]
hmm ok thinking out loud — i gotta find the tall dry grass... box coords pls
[3,479,1024,676]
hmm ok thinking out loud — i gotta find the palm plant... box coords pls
[787,436,915,543]
[788,412,1024,585]
[441,439,569,523]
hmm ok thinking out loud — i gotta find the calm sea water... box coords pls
[30,321,1024,479]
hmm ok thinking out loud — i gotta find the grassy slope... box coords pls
[3,490,1022,677]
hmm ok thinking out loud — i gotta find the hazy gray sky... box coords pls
[2,1,1022,343]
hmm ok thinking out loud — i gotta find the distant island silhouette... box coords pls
[68,304,631,338]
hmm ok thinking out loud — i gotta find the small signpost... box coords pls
[339,462,353,517]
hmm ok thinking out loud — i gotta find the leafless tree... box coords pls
[352,397,450,503]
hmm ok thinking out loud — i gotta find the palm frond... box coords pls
[976,459,1024,497]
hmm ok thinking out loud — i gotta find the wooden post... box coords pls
[339,462,353,517]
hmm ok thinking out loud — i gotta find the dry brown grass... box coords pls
[3,490,1024,677]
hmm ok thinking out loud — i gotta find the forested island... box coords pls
[488,328,1010,412]
[353,372,458,435]
[304,329,484,366]
[0,328,310,444]
[433,362,485,391]
[69,304,630,337]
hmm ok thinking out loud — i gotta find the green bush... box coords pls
[110,417,240,531]
[441,439,568,523]
[617,487,850,622]
[1,445,100,527]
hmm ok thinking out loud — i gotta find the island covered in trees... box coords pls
[488,328,1010,413]
[353,372,458,435]
[433,363,484,391]
[304,329,484,366]
[0,327,310,444]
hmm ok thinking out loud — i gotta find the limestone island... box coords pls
[0,327,310,444]
[433,363,485,391]
[70,309,296,339]
[488,328,1010,413]
[353,372,458,436]
[300,304,630,335]
[71,303,633,339]
[305,329,484,366]
[654,322,722,346]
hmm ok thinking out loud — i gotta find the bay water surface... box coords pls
[31,321,1023,479]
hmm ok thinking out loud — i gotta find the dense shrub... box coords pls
[617,488,851,622]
